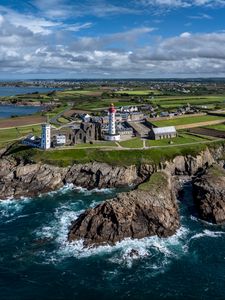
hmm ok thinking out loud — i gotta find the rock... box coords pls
[68,171,180,247]
[0,145,224,200]
[193,164,225,224]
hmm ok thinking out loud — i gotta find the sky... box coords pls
[0,0,225,79]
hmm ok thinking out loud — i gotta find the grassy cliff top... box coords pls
[138,172,169,192]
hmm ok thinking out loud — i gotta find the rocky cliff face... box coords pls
[0,145,224,200]
[68,171,180,247]
[193,164,225,224]
[0,158,141,200]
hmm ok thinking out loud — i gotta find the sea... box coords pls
[0,86,62,119]
[0,86,62,97]
[0,105,42,119]
[0,183,225,300]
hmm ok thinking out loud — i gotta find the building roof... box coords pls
[152,126,176,135]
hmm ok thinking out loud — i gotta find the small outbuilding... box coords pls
[149,126,177,140]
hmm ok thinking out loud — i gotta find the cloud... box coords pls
[32,0,140,19]
[189,13,213,19]
[0,2,225,78]
[138,0,225,8]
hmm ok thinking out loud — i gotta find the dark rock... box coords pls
[193,164,225,224]
[68,171,180,247]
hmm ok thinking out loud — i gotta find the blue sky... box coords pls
[0,0,225,78]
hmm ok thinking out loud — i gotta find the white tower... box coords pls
[41,123,51,149]
[104,103,120,141]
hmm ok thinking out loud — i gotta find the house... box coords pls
[128,112,144,121]
[149,126,177,140]
[22,134,41,148]
[52,134,66,146]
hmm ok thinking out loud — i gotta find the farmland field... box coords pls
[115,90,161,95]
[0,125,41,143]
[145,132,211,147]
[150,115,225,127]
[151,95,225,108]
[205,123,225,131]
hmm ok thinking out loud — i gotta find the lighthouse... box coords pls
[104,103,120,141]
[41,123,51,149]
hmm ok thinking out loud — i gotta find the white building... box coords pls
[53,134,66,146]
[149,126,177,140]
[104,103,121,141]
[41,123,51,149]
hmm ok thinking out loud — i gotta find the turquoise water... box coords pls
[0,105,42,119]
[0,184,225,300]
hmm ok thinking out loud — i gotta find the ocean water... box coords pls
[0,86,62,97]
[0,184,225,300]
[0,105,42,119]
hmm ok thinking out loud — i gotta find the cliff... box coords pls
[193,164,225,224]
[68,172,180,246]
[0,145,224,200]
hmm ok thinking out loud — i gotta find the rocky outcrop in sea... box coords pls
[68,171,180,246]
[193,164,225,224]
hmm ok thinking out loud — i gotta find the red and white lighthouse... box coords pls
[108,103,116,135]
[104,103,121,141]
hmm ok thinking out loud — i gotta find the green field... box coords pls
[205,123,225,131]
[75,99,140,110]
[145,133,211,147]
[151,95,225,108]
[57,117,70,124]
[150,115,225,127]
[9,140,224,167]
[0,125,41,143]
[71,141,117,149]
[118,138,143,148]
[115,90,161,96]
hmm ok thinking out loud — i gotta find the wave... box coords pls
[74,186,115,195]
[0,197,31,219]
[190,229,225,241]
[36,196,190,271]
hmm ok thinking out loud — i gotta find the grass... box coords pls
[60,90,95,95]
[58,117,70,124]
[150,115,225,127]
[0,125,41,143]
[9,140,219,167]
[150,95,225,109]
[118,138,143,148]
[115,90,161,95]
[70,141,117,149]
[205,123,225,131]
[145,133,210,147]
[138,172,168,192]
[75,99,139,110]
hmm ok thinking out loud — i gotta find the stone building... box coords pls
[67,122,102,144]
[149,126,177,140]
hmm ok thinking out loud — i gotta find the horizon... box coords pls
[1,0,225,79]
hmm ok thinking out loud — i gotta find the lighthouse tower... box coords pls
[104,103,120,141]
[41,123,51,149]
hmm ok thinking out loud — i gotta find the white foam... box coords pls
[0,197,31,218]
[190,229,225,241]
[74,186,114,195]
